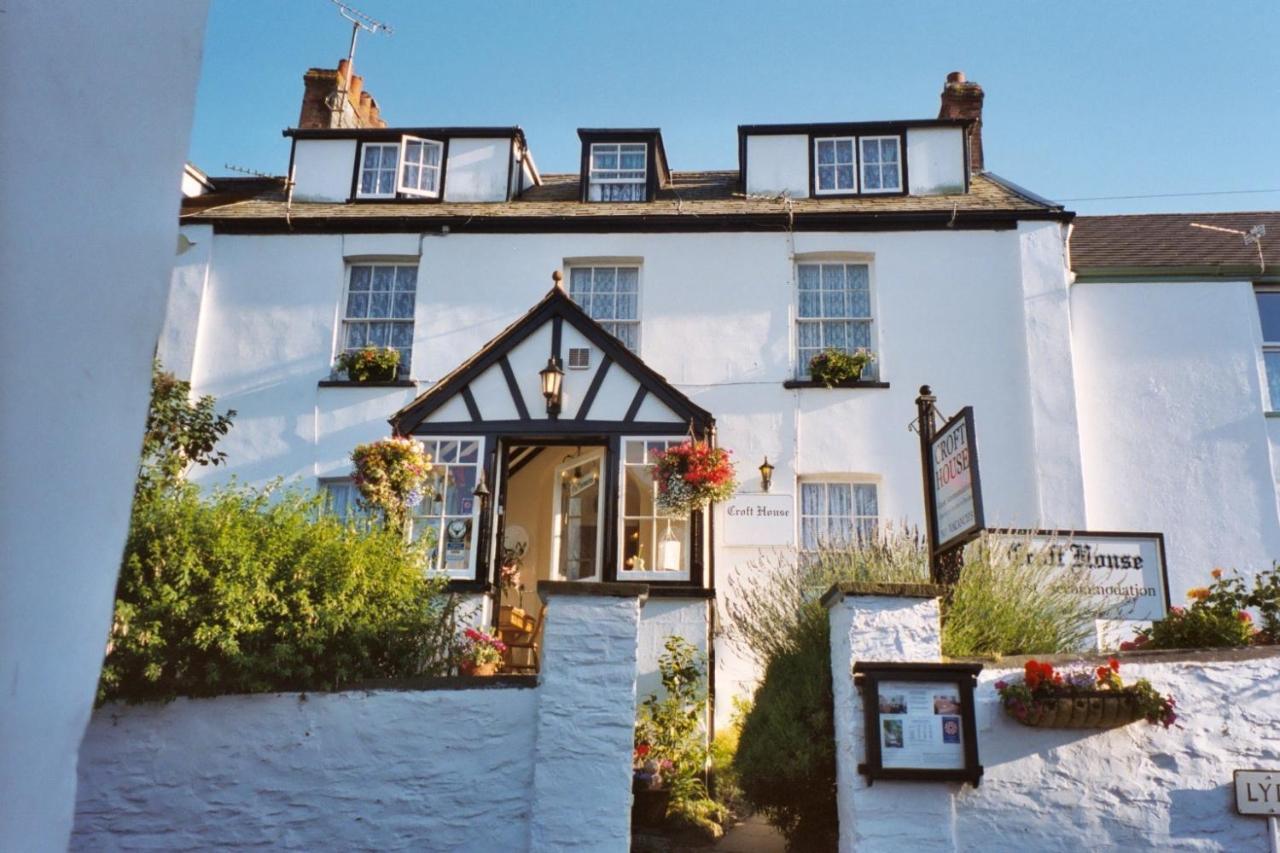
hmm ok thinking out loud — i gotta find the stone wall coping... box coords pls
[820,581,948,608]
[538,580,650,604]
[338,674,540,692]
[952,643,1280,669]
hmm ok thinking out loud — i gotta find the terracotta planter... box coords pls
[461,661,498,677]
[1016,691,1144,729]
[631,787,670,827]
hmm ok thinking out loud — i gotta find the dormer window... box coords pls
[814,137,856,194]
[589,143,647,202]
[813,133,903,196]
[357,136,444,199]
[860,136,902,193]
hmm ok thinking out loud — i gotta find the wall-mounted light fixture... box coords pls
[758,457,775,493]
[472,469,490,500]
[539,356,564,417]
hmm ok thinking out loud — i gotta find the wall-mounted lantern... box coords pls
[539,357,564,417]
[472,469,490,500]
[758,457,775,493]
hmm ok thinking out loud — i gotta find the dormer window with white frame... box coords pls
[589,143,647,202]
[814,137,857,194]
[860,136,902,193]
[812,133,903,196]
[357,137,444,199]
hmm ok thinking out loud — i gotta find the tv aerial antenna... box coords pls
[1189,221,1267,273]
[330,0,392,95]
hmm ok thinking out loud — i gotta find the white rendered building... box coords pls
[165,64,1280,720]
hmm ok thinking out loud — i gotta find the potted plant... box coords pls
[631,743,672,826]
[499,541,527,593]
[350,436,433,534]
[459,627,506,677]
[995,658,1177,729]
[651,441,737,514]
[808,346,876,387]
[336,346,401,382]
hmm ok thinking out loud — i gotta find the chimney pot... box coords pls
[946,70,966,84]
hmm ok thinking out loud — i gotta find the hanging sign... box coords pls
[720,494,795,547]
[987,530,1170,620]
[928,407,984,549]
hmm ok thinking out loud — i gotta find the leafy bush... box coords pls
[634,636,727,841]
[101,482,459,703]
[137,362,235,496]
[1122,566,1277,650]
[726,527,1120,849]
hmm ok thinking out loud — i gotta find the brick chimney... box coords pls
[938,71,984,173]
[297,58,387,130]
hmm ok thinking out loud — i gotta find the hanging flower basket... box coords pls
[995,659,1177,730]
[350,436,433,533]
[651,440,737,514]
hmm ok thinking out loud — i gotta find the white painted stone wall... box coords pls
[828,590,1280,851]
[0,3,209,851]
[73,589,645,851]
[1072,280,1280,593]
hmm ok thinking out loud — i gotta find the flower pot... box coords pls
[1018,691,1143,728]
[461,661,498,677]
[349,365,397,383]
[631,787,670,827]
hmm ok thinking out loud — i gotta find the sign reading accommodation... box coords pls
[988,530,1170,621]
[929,407,984,549]
[721,494,794,547]
[1235,769,1280,816]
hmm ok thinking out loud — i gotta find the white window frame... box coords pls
[338,262,419,377]
[798,478,881,552]
[813,136,858,195]
[397,136,444,198]
[320,477,368,524]
[409,437,487,581]
[617,437,693,582]
[1256,286,1280,413]
[566,264,642,352]
[588,142,648,202]
[794,258,877,380]
[356,142,400,199]
[859,135,903,194]
[549,448,607,582]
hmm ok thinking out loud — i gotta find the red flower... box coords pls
[634,744,651,758]
[1108,658,1120,672]
[1238,611,1253,622]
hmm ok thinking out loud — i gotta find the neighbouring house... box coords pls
[163,61,1279,723]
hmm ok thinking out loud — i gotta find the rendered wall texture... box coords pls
[829,591,1280,852]
[73,590,645,852]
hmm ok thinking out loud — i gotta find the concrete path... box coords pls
[716,815,786,853]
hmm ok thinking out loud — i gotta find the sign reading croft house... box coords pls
[929,407,984,549]
[721,494,794,547]
[989,530,1170,621]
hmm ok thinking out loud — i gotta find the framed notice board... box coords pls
[853,661,984,786]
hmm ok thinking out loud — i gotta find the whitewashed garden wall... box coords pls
[73,586,645,852]
[827,584,1280,852]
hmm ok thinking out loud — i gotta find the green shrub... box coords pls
[100,481,459,704]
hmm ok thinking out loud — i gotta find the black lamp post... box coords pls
[759,457,775,493]
[539,356,564,417]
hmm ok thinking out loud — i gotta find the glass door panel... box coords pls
[552,449,604,581]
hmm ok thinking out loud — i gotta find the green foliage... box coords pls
[101,482,458,703]
[137,362,235,496]
[940,535,1122,658]
[807,346,875,387]
[708,697,750,814]
[1123,567,1275,650]
[336,346,401,382]
[635,636,727,841]
[733,620,838,851]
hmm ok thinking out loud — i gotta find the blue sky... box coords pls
[190,0,1279,215]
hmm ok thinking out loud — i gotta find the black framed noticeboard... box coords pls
[853,661,984,786]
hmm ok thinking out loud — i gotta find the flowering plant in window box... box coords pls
[808,346,876,387]
[994,658,1177,729]
[350,436,432,534]
[1120,566,1276,651]
[336,346,401,382]
[652,440,737,514]
[459,627,506,676]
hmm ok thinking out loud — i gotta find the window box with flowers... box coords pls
[995,659,1177,729]
[1120,566,1279,651]
[335,346,402,383]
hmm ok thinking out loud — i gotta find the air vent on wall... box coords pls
[568,348,591,370]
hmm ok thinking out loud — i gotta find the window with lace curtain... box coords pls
[799,481,879,551]
[795,261,875,379]
[340,263,418,376]
[588,143,647,202]
[567,265,640,351]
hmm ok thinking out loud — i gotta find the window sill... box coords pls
[783,379,890,390]
[1266,411,1280,419]
[318,379,417,388]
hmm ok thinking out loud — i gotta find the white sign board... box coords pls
[1236,770,1280,816]
[930,408,984,548]
[721,494,794,547]
[876,680,966,771]
[989,530,1170,621]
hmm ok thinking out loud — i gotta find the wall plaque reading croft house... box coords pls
[721,494,795,547]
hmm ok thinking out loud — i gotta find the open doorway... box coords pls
[495,439,608,672]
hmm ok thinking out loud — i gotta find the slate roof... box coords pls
[180,171,1067,233]
[1071,212,1280,277]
